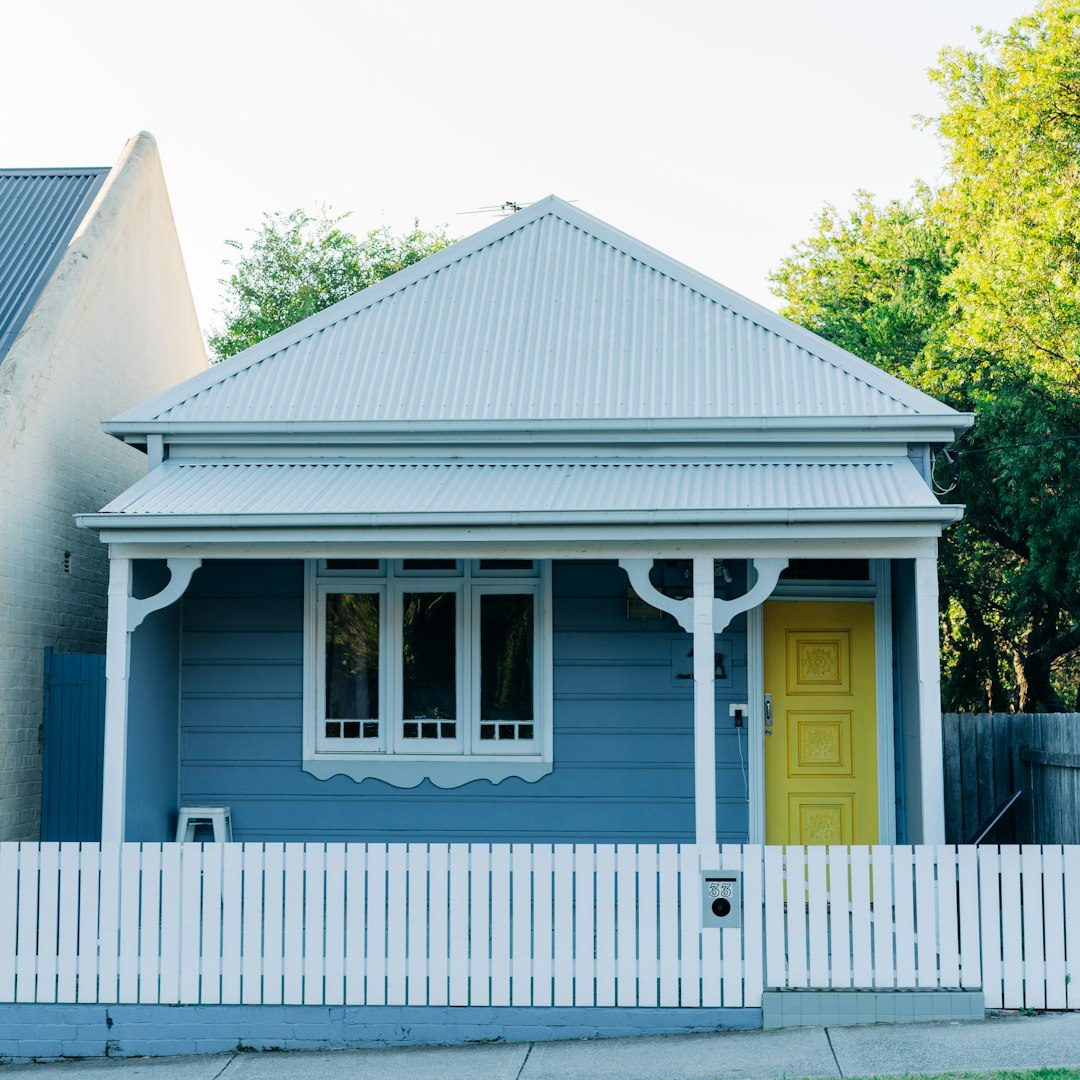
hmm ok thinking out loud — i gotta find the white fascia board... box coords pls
[78,504,963,534]
[85,515,960,553]
[106,535,939,562]
[105,413,974,444]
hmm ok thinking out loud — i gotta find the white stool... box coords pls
[176,805,233,842]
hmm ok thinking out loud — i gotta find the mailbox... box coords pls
[701,870,741,929]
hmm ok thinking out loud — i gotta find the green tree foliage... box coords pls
[771,0,1080,712]
[208,209,455,362]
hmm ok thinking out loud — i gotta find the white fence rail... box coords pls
[0,843,1075,1010]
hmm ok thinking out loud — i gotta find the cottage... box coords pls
[79,196,970,850]
[0,133,204,840]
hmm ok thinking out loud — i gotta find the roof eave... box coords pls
[104,413,975,444]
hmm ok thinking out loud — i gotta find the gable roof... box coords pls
[0,168,109,364]
[108,196,967,439]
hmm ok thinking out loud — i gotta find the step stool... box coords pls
[176,805,233,843]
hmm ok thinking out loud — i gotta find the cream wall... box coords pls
[0,132,204,838]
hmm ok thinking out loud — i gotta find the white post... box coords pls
[692,556,716,848]
[915,549,945,843]
[102,556,132,842]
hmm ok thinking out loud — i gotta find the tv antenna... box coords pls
[458,200,531,217]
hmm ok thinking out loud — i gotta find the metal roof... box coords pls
[109,196,965,438]
[86,459,957,528]
[0,168,109,363]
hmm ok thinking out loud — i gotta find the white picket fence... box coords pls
[0,843,1076,1010]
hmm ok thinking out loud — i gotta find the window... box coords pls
[303,560,552,785]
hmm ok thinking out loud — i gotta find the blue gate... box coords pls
[41,647,105,841]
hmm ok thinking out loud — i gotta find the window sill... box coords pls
[301,755,553,788]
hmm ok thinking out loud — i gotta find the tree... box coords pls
[209,209,456,362]
[771,1,1080,712]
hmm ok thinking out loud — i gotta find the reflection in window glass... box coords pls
[325,594,379,720]
[480,594,533,723]
[402,593,456,719]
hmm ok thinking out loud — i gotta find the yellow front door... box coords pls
[764,600,878,846]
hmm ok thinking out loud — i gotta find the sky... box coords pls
[5,0,1034,343]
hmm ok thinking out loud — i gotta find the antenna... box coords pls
[458,200,532,217]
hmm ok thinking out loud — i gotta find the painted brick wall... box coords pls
[0,135,204,839]
[169,559,752,844]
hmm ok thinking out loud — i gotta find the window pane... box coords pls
[480,594,534,722]
[325,559,380,572]
[402,559,457,572]
[478,560,535,572]
[781,559,870,582]
[325,594,379,719]
[402,593,456,719]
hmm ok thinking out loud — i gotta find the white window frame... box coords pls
[303,559,553,786]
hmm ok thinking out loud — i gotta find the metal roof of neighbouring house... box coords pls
[84,459,960,529]
[107,196,969,439]
[0,167,109,364]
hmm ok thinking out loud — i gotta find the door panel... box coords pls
[764,601,877,845]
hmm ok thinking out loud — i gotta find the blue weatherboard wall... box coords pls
[176,559,751,844]
[126,561,182,841]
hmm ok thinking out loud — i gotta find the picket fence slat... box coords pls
[533,844,554,1007]
[637,845,659,1008]
[763,845,785,990]
[241,845,262,1005]
[678,845,700,1006]
[511,844,531,1007]
[1021,845,1046,1009]
[344,845,365,1006]
[936,846,959,989]
[429,843,450,1007]
[490,844,511,1007]
[914,846,936,989]
[365,844,387,1006]
[871,845,894,988]
[741,845,763,1007]
[469,844,490,1007]
[2,841,1080,1013]
[180,845,202,1004]
[37,843,61,1004]
[657,845,679,1007]
[850,846,872,988]
[978,845,1003,1008]
[957,845,980,990]
[201,843,223,1006]
[807,846,829,986]
[893,846,916,987]
[1065,846,1080,1010]
[1043,846,1067,1009]
[1000,847,1023,1007]
[406,844,426,1007]
[386,844,407,1006]
[325,844,346,1007]
[785,846,808,988]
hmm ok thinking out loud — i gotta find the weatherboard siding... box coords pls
[177,560,750,843]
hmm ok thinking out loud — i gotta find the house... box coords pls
[77,195,971,850]
[0,132,205,840]
[2,195,1058,1058]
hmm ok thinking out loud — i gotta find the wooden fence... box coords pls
[0,842,1076,1011]
[943,712,1080,844]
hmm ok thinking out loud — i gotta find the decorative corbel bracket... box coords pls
[618,557,790,634]
[128,557,202,631]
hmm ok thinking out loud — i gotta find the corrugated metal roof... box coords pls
[93,460,953,525]
[0,168,109,363]
[111,196,962,434]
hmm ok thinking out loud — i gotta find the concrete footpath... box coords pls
[3,1012,1080,1079]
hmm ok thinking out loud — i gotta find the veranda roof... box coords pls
[82,459,959,531]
